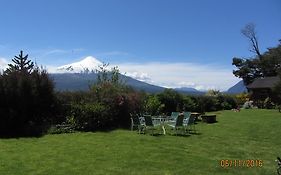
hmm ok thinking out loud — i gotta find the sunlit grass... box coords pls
[0,109,280,174]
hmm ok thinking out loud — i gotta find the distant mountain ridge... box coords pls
[174,87,205,95]
[226,80,247,94]
[51,71,248,95]
[50,73,166,93]
[50,73,206,95]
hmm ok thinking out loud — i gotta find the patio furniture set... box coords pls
[130,112,198,135]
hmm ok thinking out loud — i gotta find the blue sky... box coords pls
[0,0,280,90]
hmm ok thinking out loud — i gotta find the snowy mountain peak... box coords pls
[79,56,102,66]
[57,56,103,73]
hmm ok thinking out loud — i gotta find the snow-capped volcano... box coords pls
[57,56,103,73]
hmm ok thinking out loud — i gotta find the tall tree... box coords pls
[5,50,34,74]
[232,57,262,85]
[241,23,262,58]
[232,24,280,85]
[260,41,281,76]
[0,51,56,137]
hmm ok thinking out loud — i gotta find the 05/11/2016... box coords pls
[220,159,263,168]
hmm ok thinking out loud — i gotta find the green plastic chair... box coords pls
[187,114,196,133]
[183,112,191,130]
[183,112,191,120]
[168,114,185,135]
[170,112,180,121]
[130,113,145,134]
[143,115,160,135]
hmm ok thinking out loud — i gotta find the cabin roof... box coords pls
[247,76,280,89]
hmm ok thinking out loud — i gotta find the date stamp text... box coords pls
[220,159,263,168]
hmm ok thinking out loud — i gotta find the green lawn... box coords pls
[0,109,281,175]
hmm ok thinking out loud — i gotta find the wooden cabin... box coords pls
[247,76,280,106]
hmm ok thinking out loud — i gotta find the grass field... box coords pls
[0,109,281,175]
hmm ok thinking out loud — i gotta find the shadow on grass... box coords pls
[169,134,192,137]
[188,132,202,135]
[0,133,44,139]
[143,132,192,137]
[146,133,166,137]
[200,121,219,124]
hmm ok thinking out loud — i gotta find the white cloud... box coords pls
[0,57,8,70]
[124,72,152,82]
[43,49,68,55]
[117,62,240,91]
[44,65,60,73]
[178,81,195,87]
[0,58,7,65]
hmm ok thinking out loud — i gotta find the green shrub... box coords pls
[47,124,75,134]
[145,95,164,115]
[182,96,197,112]
[221,95,238,110]
[157,89,183,115]
[56,77,145,131]
[202,96,219,112]
[196,95,237,112]
[221,101,232,110]
[235,93,250,106]
[69,103,110,131]
[263,97,274,109]
[0,51,56,137]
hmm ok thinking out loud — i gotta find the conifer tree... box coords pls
[0,51,56,137]
[5,50,34,74]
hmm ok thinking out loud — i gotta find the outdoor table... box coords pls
[191,112,201,121]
